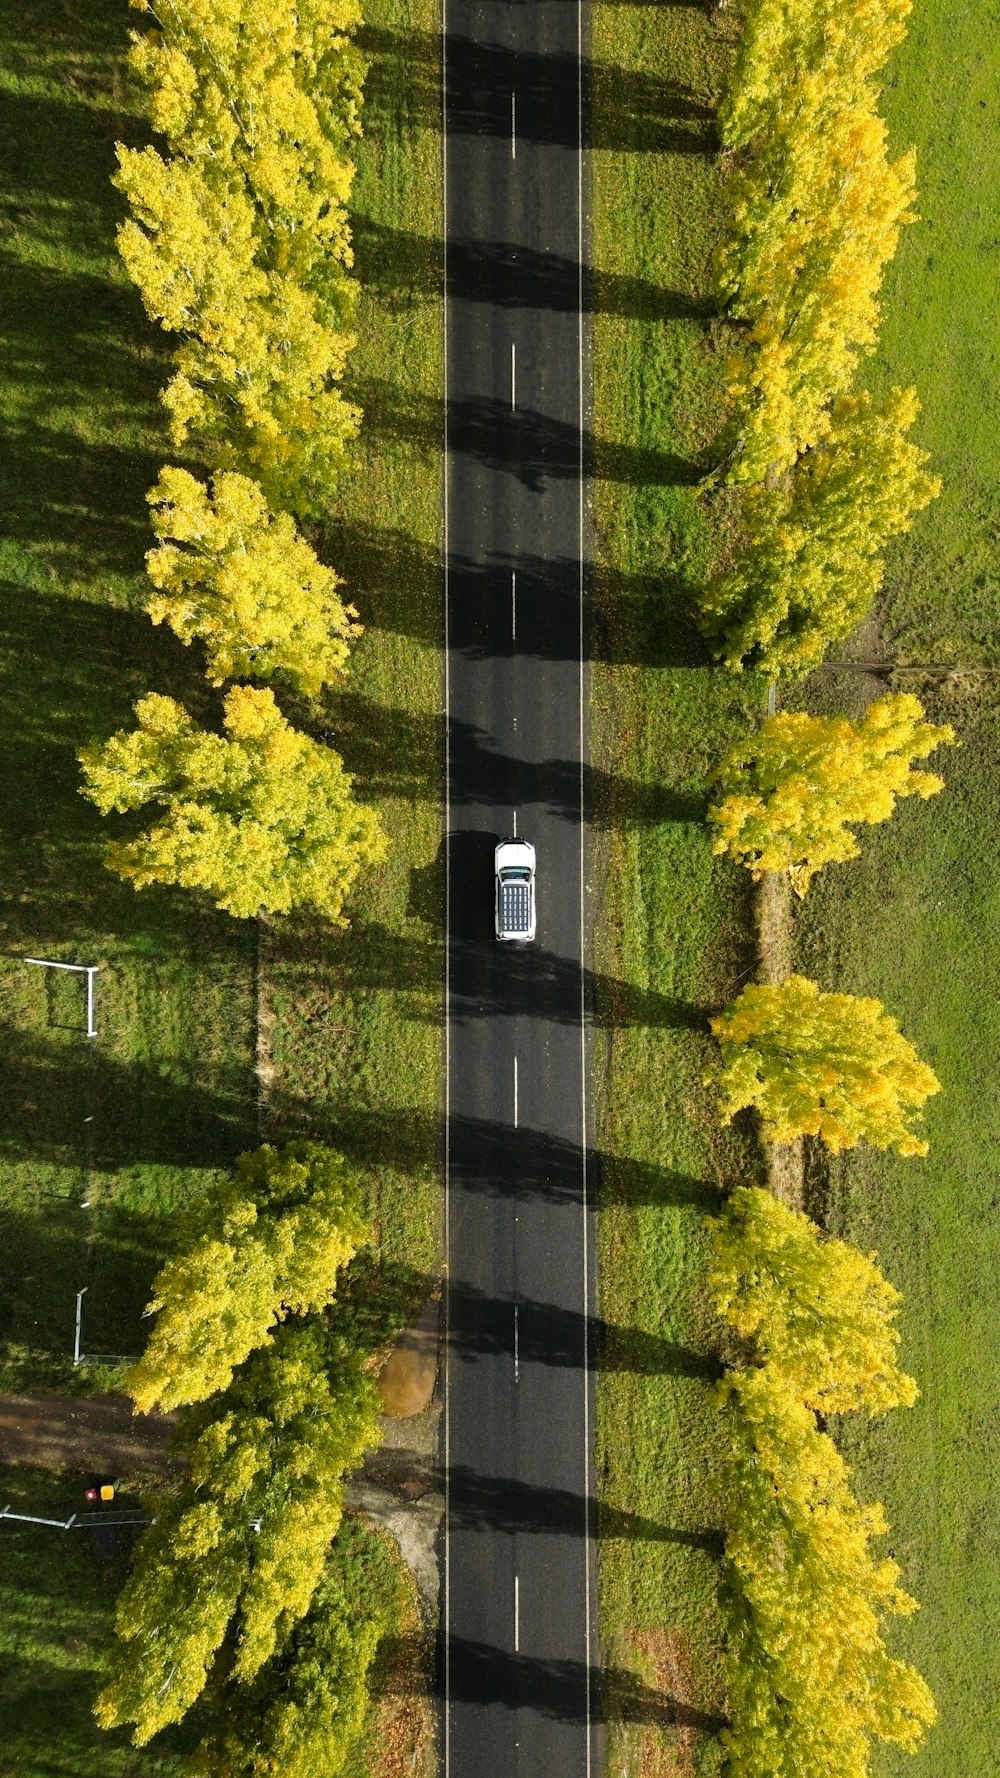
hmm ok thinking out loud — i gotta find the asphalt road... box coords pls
[443,2,598,1774]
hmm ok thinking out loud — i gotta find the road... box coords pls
[443,1,598,1774]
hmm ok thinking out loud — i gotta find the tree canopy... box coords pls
[709,975,940,1155]
[701,388,940,676]
[189,1519,406,1778]
[709,694,955,891]
[718,1367,935,1778]
[708,1186,917,1415]
[96,1323,381,1742]
[126,1142,367,1415]
[145,467,361,694]
[78,685,386,920]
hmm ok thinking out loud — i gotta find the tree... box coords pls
[708,1186,917,1415]
[708,694,955,891]
[717,1367,936,1778]
[78,685,386,921]
[190,1518,406,1778]
[95,1323,381,1742]
[720,0,912,153]
[114,147,359,514]
[145,467,361,694]
[126,0,365,289]
[709,975,940,1155]
[126,1142,367,1415]
[715,0,919,483]
[701,388,940,676]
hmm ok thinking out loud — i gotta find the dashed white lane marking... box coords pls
[511,91,516,159]
[513,1054,519,1127]
[511,340,516,410]
[511,568,517,641]
[514,1573,520,1651]
[514,1304,519,1382]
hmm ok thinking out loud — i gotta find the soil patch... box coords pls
[628,1627,699,1778]
[0,1392,176,1476]
[377,1291,441,1418]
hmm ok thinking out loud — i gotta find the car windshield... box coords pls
[501,867,531,881]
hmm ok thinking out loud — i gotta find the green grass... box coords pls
[260,0,443,1341]
[589,6,765,1770]
[0,1466,190,1777]
[0,0,442,1770]
[790,9,1000,1769]
[0,0,259,1388]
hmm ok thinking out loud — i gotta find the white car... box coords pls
[495,838,536,941]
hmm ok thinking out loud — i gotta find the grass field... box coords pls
[792,3,1000,1771]
[0,0,442,1771]
[0,1466,190,1777]
[589,6,764,1770]
[0,0,259,1388]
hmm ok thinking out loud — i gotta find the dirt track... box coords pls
[0,1393,176,1475]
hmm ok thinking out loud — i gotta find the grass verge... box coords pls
[791,7,1000,1769]
[589,6,764,1772]
[261,0,443,1339]
[0,0,443,1770]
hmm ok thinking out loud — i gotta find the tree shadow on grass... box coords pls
[0,1021,256,1174]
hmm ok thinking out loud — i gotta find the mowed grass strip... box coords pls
[590,4,763,1769]
[792,9,1000,1769]
[262,0,443,1338]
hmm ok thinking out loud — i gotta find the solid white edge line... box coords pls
[578,0,593,1771]
[441,0,451,1769]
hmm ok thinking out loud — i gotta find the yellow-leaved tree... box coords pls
[720,0,912,153]
[708,1180,934,1777]
[717,1367,936,1778]
[709,693,955,892]
[709,975,940,1154]
[700,387,940,676]
[188,1519,405,1778]
[126,0,365,287]
[708,1186,917,1415]
[145,467,361,694]
[719,91,917,482]
[78,686,386,920]
[126,1142,367,1415]
[96,1323,380,1742]
[114,147,359,513]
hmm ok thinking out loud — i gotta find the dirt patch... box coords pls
[377,1291,441,1418]
[0,1392,176,1476]
[626,1628,699,1778]
[765,1138,805,1211]
[755,870,793,984]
